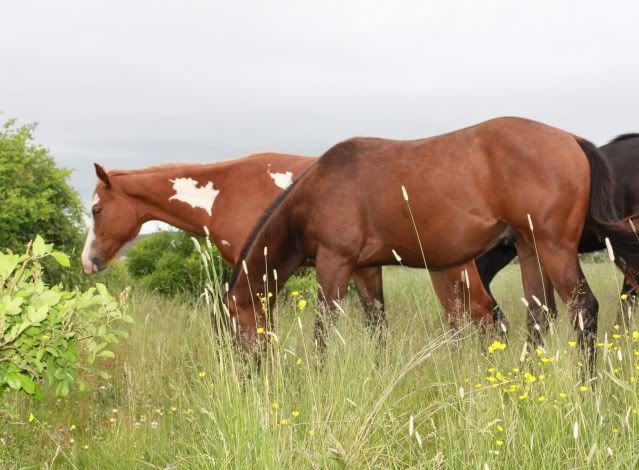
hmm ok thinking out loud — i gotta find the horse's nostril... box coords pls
[91,257,103,271]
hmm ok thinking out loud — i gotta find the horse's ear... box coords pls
[94,163,111,188]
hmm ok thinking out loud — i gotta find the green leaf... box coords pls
[56,380,70,397]
[97,350,115,359]
[0,296,23,316]
[27,305,48,323]
[19,374,36,395]
[50,251,70,268]
[32,290,62,309]
[0,254,20,280]
[7,373,22,390]
[32,235,47,256]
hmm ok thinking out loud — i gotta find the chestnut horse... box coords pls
[227,117,639,372]
[80,153,391,331]
[81,153,490,335]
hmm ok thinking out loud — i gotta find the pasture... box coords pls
[2,262,637,469]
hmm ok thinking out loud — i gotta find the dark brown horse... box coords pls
[227,117,639,371]
[81,153,387,331]
[474,134,639,328]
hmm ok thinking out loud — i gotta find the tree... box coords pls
[0,118,84,254]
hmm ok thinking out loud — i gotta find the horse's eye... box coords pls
[92,206,102,216]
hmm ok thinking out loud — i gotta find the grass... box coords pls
[1,263,638,469]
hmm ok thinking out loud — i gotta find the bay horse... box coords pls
[80,153,389,332]
[226,117,639,372]
[81,153,491,336]
[474,133,639,328]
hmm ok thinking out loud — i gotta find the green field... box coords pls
[2,263,638,469]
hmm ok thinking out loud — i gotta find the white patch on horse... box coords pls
[268,170,293,190]
[221,240,231,246]
[82,192,100,274]
[169,178,219,216]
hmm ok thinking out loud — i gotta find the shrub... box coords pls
[0,236,132,399]
[126,230,230,296]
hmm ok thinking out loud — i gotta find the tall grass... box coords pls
[1,263,638,469]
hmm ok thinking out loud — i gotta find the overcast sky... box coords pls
[2,0,638,228]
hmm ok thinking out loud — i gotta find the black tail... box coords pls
[577,138,639,280]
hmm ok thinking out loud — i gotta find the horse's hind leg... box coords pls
[314,248,353,353]
[352,266,385,341]
[514,238,557,346]
[519,237,598,373]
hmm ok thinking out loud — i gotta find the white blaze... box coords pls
[169,178,219,216]
[269,171,293,190]
[81,193,100,274]
[221,240,231,246]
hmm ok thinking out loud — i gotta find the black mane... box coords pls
[228,164,314,290]
[608,133,639,144]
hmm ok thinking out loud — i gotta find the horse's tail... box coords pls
[577,137,639,284]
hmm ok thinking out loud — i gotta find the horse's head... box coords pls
[81,164,144,274]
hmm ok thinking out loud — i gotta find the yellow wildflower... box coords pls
[632,331,639,341]
[612,334,621,340]
[621,294,629,301]
[538,395,546,402]
[523,372,537,383]
[290,291,300,297]
[198,371,206,378]
[296,358,304,366]
[568,341,577,348]
[109,417,116,423]
[297,299,307,310]
[487,340,507,353]
[280,418,289,425]
[272,402,280,411]
[496,424,504,432]
[291,410,300,417]
[256,327,265,334]
[519,392,528,400]
[579,385,589,392]
[559,392,568,399]
[496,439,504,446]
[28,413,35,423]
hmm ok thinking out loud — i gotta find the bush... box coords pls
[126,230,230,296]
[0,236,132,399]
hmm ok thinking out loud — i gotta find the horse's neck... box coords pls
[122,165,222,238]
